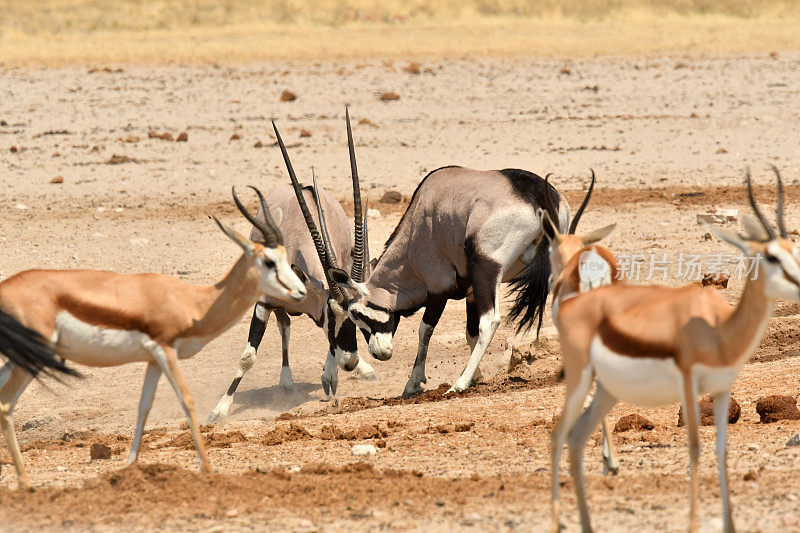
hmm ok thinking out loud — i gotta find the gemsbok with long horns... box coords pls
[0,188,306,489]
[326,162,570,395]
[546,167,799,533]
[209,111,375,420]
[541,172,620,476]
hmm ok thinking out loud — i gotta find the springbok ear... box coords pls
[272,208,283,228]
[581,224,616,245]
[212,215,255,256]
[704,223,751,254]
[290,264,309,283]
[740,214,770,242]
[539,209,560,242]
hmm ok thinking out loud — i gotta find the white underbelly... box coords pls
[591,337,682,407]
[55,311,152,367]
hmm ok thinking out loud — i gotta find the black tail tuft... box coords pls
[507,236,551,336]
[0,309,81,379]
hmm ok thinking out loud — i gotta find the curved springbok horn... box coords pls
[231,186,281,247]
[568,169,596,235]
[745,167,777,241]
[771,164,787,238]
[541,173,560,236]
[247,185,283,244]
[346,107,366,283]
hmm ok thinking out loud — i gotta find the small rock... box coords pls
[230,133,241,141]
[130,237,150,246]
[176,131,188,142]
[225,508,239,518]
[380,190,402,203]
[50,176,64,184]
[299,129,312,137]
[280,90,297,102]
[56,465,67,472]
[358,118,378,128]
[10,145,18,153]
[90,442,112,460]
[253,140,263,148]
[743,470,758,481]
[614,413,654,433]
[678,395,740,426]
[716,148,728,154]
[786,433,800,447]
[379,92,400,101]
[15,204,28,210]
[697,208,738,225]
[148,131,173,141]
[351,444,377,457]
[748,443,760,452]
[403,62,421,74]
[367,208,381,219]
[22,413,61,431]
[756,395,800,423]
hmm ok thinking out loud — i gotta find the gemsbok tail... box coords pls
[0,308,80,379]
[507,234,551,336]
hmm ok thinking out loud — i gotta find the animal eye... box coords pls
[765,255,779,263]
[263,259,275,268]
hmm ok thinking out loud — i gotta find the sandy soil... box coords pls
[2,54,800,531]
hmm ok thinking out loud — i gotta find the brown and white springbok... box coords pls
[209,112,375,420]
[547,168,799,533]
[541,172,620,476]
[0,188,306,489]
[326,164,570,396]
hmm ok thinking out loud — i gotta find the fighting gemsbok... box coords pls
[325,163,570,395]
[547,167,800,533]
[0,188,305,489]
[209,110,375,420]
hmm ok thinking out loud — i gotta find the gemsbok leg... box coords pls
[447,260,502,393]
[274,308,293,392]
[403,295,447,397]
[209,302,272,422]
[0,365,34,489]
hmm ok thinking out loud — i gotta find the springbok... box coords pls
[0,188,305,489]
[546,168,799,533]
[542,172,620,476]
[209,112,375,420]
[326,163,570,396]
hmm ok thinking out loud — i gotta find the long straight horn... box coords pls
[346,107,366,283]
[231,186,279,247]
[311,170,346,301]
[272,120,328,262]
[771,164,787,238]
[745,167,777,240]
[362,198,372,278]
[247,185,283,245]
[568,168,595,235]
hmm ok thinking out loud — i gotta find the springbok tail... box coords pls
[0,308,80,379]
[507,236,551,336]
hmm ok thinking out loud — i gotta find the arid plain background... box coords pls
[2,1,800,531]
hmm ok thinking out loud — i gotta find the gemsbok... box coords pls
[209,111,375,420]
[547,167,799,533]
[326,163,570,395]
[0,188,306,489]
[541,172,620,476]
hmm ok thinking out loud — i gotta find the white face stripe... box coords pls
[768,241,800,283]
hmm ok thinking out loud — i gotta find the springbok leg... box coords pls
[0,365,34,489]
[127,362,162,466]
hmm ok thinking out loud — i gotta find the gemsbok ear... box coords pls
[212,215,255,257]
[328,267,369,298]
[290,264,309,283]
[581,224,616,245]
[272,208,283,228]
[740,214,770,242]
[704,223,751,254]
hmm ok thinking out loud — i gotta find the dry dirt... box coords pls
[2,54,800,532]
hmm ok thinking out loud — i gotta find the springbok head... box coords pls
[707,166,800,301]
[212,186,307,302]
[540,170,616,276]
[273,108,371,369]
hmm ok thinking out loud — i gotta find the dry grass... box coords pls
[1,1,800,65]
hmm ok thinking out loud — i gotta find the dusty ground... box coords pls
[2,54,800,531]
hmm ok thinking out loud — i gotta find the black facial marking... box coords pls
[351,302,396,334]
[328,308,358,354]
